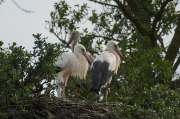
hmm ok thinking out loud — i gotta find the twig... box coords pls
[47,94,102,119]
[12,0,34,13]
[152,0,173,32]
[88,0,118,8]
[69,92,90,102]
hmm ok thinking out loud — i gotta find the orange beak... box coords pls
[83,53,91,65]
[66,37,74,48]
[116,49,126,62]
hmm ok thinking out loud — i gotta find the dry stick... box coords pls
[88,0,119,8]
[69,91,90,102]
[47,84,113,119]
[47,94,102,119]
[12,0,34,13]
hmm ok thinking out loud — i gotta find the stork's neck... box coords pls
[72,37,79,52]
[109,50,120,74]
[115,54,120,74]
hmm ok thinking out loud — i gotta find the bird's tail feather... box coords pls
[90,87,99,95]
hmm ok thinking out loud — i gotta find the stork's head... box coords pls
[107,41,126,62]
[66,31,80,48]
[74,44,91,65]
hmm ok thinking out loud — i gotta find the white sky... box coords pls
[0,0,99,51]
[0,0,179,51]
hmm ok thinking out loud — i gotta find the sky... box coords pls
[0,0,100,51]
[0,0,179,51]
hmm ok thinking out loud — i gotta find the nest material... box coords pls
[3,94,118,119]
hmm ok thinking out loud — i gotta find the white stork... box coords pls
[90,41,126,103]
[66,30,95,61]
[55,44,91,98]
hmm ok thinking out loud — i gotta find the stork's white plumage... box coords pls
[66,31,80,52]
[66,30,95,62]
[55,44,91,98]
[90,41,126,103]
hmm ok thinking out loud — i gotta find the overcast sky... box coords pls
[0,0,99,51]
[0,0,179,52]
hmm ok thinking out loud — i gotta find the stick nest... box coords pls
[1,94,118,119]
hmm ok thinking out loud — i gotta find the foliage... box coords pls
[1,0,180,118]
[45,0,180,118]
[0,34,64,117]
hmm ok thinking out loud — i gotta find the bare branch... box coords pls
[173,55,180,73]
[113,0,150,36]
[47,95,102,119]
[12,0,34,13]
[157,36,166,53]
[88,0,118,8]
[165,15,180,64]
[151,0,173,32]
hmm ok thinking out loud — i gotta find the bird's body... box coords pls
[90,41,125,103]
[66,30,95,62]
[56,52,89,82]
[55,44,91,98]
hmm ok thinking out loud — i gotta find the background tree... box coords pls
[46,0,180,117]
[1,0,180,118]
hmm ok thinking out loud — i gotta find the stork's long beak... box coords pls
[66,37,74,48]
[116,49,126,62]
[83,53,92,65]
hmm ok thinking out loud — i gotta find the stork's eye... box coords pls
[81,48,84,53]
[73,33,75,36]
[114,45,117,50]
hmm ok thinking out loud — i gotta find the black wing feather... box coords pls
[91,61,114,94]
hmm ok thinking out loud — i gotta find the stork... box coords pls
[55,44,91,98]
[90,41,126,103]
[66,30,95,61]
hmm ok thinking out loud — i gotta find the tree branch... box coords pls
[88,0,118,8]
[151,0,173,32]
[165,15,180,64]
[157,36,166,53]
[113,0,150,36]
[12,0,34,13]
[173,55,180,73]
[47,95,102,119]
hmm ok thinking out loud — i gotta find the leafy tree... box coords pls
[1,0,180,118]
[0,34,65,118]
[45,0,180,117]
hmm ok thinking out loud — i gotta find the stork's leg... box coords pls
[57,82,61,98]
[61,82,66,98]
[105,83,109,104]
[95,94,99,103]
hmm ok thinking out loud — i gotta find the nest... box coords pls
[2,94,118,119]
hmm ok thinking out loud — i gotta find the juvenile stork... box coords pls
[55,44,91,98]
[66,30,95,61]
[90,41,126,103]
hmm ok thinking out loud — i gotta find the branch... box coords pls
[47,95,102,119]
[46,28,98,54]
[88,0,118,8]
[82,34,126,42]
[12,0,34,13]
[165,15,180,64]
[173,55,180,73]
[151,0,173,32]
[157,36,166,53]
[113,0,150,36]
